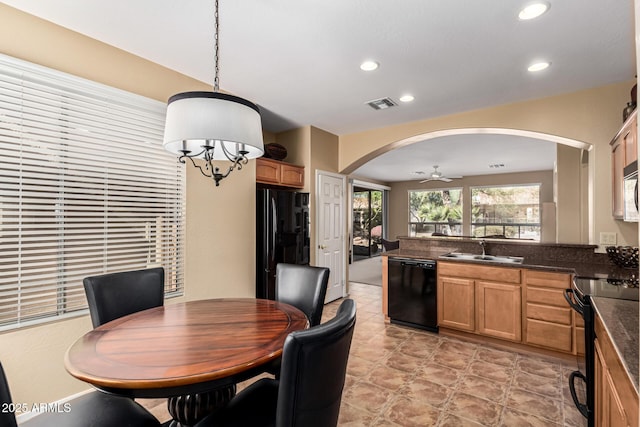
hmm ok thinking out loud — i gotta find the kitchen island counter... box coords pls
[592,297,639,394]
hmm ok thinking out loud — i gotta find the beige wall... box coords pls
[275,126,311,191]
[387,170,554,240]
[0,4,257,406]
[556,144,586,243]
[339,81,639,247]
[275,126,339,266]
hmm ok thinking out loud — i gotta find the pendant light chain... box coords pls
[163,0,264,187]
[213,0,220,92]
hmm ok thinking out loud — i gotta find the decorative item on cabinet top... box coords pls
[623,102,636,122]
[262,143,288,161]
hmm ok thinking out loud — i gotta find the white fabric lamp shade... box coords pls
[163,91,264,160]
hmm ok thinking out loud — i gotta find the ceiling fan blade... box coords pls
[419,177,451,183]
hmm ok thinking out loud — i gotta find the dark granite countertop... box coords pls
[383,249,637,281]
[382,248,451,261]
[592,297,639,394]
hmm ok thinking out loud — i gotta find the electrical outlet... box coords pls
[599,232,617,246]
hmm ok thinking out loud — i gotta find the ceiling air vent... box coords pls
[366,97,397,110]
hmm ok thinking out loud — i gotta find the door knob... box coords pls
[319,244,327,249]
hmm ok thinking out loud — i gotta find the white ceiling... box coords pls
[2,0,634,181]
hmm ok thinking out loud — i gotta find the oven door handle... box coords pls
[569,370,589,419]
[563,288,583,315]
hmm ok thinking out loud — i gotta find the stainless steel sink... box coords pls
[439,252,524,264]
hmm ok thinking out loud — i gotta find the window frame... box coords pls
[0,54,186,331]
[469,183,542,240]
[407,187,463,237]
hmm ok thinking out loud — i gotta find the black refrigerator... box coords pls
[256,188,310,300]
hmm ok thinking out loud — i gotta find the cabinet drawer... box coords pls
[525,319,572,352]
[526,286,568,307]
[525,270,571,289]
[526,303,571,325]
[438,262,521,284]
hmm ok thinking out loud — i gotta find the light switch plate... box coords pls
[599,232,617,246]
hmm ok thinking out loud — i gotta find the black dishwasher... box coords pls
[388,258,438,332]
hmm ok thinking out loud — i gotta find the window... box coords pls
[408,188,462,237]
[471,185,540,240]
[0,54,185,330]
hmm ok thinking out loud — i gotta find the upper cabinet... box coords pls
[610,110,637,219]
[256,158,304,188]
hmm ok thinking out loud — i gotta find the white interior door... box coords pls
[316,171,346,303]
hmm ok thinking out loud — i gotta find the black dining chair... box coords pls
[275,263,329,327]
[265,264,330,377]
[0,362,160,427]
[83,267,165,328]
[194,298,357,427]
[381,238,400,252]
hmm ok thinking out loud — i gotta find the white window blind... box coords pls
[0,54,185,330]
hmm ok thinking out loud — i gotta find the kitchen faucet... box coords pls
[479,240,487,257]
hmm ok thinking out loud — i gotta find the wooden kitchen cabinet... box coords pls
[594,313,639,427]
[610,110,637,219]
[256,158,304,188]
[437,262,521,342]
[523,270,573,353]
[438,275,475,332]
[476,280,521,342]
[611,139,626,219]
[622,112,637,166]
[574,311,585,356]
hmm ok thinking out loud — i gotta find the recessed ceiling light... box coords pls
[399,94,415,103]
[518,2,550,20]
[360,61,379,71]
[528,61,551,72]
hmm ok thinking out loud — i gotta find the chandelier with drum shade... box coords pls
[162,0,264,186]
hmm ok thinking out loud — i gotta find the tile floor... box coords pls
[141,282,587,426]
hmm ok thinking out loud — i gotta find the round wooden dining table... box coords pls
[65,298,308,426]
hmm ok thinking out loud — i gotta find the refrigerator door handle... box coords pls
[271,196,277,257]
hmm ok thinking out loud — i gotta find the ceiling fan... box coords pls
[419,165,462,183]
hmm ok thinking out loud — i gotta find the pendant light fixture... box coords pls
[163,0,264,186]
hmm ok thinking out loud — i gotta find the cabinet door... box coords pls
[476,281,521,342]
[256,158,280,184]
[595,339,604,427]
[437,276,474,332]
[280,164,304,187]
[623,114,637,166]
[605,372,629,427]
[611,139,625,219]
[597,338,629,427]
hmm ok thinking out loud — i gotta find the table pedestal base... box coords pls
[166,384,237,427]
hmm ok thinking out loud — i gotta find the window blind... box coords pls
[0,54,185,330]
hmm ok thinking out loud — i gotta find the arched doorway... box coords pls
[346,128,592,244]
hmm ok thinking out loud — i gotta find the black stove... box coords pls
[572,277,639,301]
[565,275,639,427]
